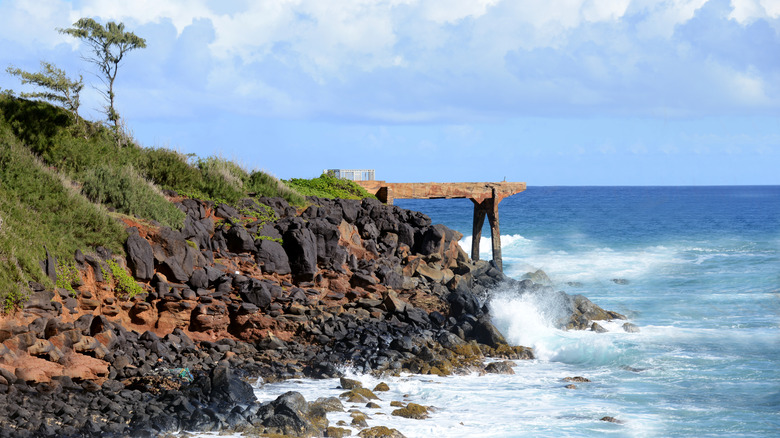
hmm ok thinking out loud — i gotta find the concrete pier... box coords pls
[356,181,526,271]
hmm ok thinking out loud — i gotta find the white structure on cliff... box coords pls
[324,169,375,181]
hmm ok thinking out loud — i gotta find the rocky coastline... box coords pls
[0,195,626,437]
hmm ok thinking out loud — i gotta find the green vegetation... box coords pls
[106,260,144,299]
[59,18,146,131]
[81,164,186,229]
[0,72,377,310]
[0,124,125,309]
[286,173,376,200]
[6,61,83,120]
[55,262,81,297]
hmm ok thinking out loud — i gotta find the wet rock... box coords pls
[484,361,515,374]
[622,322,640,333]
[358,426,407,438]
[563,376,591,383]
[600,416,624,424]
[339,377,362,390]
[391,402,428,419]
[591,322,608,333]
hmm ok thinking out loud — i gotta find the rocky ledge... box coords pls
[0,195,626,436]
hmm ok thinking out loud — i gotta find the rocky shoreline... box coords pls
[0,195,626,437]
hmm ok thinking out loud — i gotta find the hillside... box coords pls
[0,96,371,309]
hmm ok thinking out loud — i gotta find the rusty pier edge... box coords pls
[355,181,527,271]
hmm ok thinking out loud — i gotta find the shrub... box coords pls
[55,261,81,296]
[286,173,376,200]
[81,164,185,229]
[246,170,305,206]
[106,259,144,299]
[137,147,201,192]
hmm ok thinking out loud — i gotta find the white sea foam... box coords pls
[460,233,682,284]
[486,288,631,366]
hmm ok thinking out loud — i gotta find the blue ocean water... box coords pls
[395,186,780,436]
[223,186,780,438]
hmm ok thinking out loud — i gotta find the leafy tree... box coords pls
[59,18,146,131]
[5,61,83,120]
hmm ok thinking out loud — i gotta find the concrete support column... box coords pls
[470,189,503,271]
[471,200,487,261]
[486,189,502,271]
[471,189,504,271]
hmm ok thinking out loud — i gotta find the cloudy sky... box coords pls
[1,0,778,184]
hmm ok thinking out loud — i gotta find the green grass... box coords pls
[81,164,186,229]
[0,94,377,310]
[0,125,125,309]
[286,173,376,200]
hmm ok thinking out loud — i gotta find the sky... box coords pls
[0,0,778,185]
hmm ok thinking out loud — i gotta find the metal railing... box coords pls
[324,169,375,181]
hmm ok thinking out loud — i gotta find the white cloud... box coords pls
[420,0,498,24]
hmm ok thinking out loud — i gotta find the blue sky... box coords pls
[1,0,778,185]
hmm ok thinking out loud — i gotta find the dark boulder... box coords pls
[282,227,318,283]
[260,391,321,436]
[256,239,291,275]
[126,233,154,281]
[472,315,508,348]
[240,283,273,310]
[417,225,447,255]
[209,362,256,410]
[226,225,255,253]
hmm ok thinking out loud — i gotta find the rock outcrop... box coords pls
[0,194,625,437]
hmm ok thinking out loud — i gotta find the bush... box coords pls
[81,164,185,229]
[136,147,201,192]
[106,259,144,299]
[286,173,376,200]
[246,170,305,206]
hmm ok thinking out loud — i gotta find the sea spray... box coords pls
[487,286,626,366]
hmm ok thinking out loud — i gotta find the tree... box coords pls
[6,61,83,120]
[59,18,146,131]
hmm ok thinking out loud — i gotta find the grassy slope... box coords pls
[0,95,375,310]
[0,124,125,308]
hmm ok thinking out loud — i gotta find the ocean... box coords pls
[229,186,780,437]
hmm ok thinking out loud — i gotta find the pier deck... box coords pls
[356,181,526,271]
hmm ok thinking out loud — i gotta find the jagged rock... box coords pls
[240,282,273,310]
[256,239,291,275]
[226,225,255,253]
[209,362,256,409]
[126,232,155,281]
[283,227,318,283]
[472,316,507,348]
[259,391,324,436]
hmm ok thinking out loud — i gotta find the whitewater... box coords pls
[200,186,780,437]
